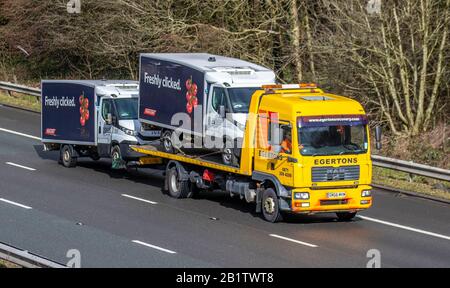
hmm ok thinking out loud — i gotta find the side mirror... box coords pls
[375,126,382,150]
[219,105,226,118]
[106,113,113,125]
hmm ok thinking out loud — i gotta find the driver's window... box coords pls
[269,122,292,154]
[102,99,112,121]
[211,87,226,112]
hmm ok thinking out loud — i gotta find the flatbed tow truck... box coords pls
[133,84,375,222]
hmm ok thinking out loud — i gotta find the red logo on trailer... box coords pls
[144,108,157,117]
[45,128,57,136]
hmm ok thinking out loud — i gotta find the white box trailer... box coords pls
[138,53,276,165]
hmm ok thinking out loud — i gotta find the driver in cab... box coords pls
[280,130,292,154]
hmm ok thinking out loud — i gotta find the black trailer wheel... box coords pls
[161,130,175,154]
[166,167,190,199]
[90,152,100,161]
[262,188,283,223]
[60,145,77,168]
[336,212,357,221]
[188,183,201,199]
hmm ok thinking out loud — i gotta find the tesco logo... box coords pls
[45,128,57,136]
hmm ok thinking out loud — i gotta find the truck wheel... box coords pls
[166,167,190,199]
[60,145,77,168]
[221,148,237,166]
[336,212,357,221]
[111,145,126,169]
[188,183,201,199]
[161,130,175,154]
[91,153,100,161]
[262,188,283,223]
[222,138,239,166]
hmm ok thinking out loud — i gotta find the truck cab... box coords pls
[95,83,160,164]
[249,84,372,221]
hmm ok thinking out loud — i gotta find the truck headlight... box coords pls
[120,126,138,136]
[361,190,372,197]
[294,192,309,200]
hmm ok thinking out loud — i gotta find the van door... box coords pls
[205,84,230,141]
[98,98,113,156]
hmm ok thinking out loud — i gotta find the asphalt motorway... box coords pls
[0,104,449,268]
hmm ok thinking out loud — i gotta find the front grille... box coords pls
[312,166,360,182]
[320,199,348,206]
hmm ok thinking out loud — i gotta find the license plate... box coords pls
[327,192,346,199]
[139,156,162,165]
[141,130,161,137]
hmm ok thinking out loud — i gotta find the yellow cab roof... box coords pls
[255,88,366,121]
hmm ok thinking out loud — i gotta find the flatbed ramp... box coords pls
[131,145,248,175]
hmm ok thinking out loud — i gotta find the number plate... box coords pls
[327,192,346,199]
[141,130,161,137]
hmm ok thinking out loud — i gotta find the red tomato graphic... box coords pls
[186,103,193,114]
[79,95,84,105]
[185,79,192,90]
[191,97,198,107]
[83,98,89,109]
[80,116,86,127]
[186,91,192,101]
[84,109,90,120]
[191,83,198,96]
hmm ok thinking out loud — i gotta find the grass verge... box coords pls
[0,91,41,112]
[0,259,21,268]
[373,166,450,201]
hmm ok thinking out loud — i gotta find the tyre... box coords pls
[161,130,175,154]
[111,145,125,169]
[336,212,357,221]
[188,182,201,199]
[262,188,283,223]
[90,153,100,161]
[166,167,190,199]
[221,138,239,166]
[60,145,77,168]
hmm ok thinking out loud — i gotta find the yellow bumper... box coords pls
[290,185,372,213]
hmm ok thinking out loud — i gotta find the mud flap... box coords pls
[256,188,263,213]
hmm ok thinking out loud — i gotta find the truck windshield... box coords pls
[227,88,258,113]
[298,123,368,156]
[114,98,138,120]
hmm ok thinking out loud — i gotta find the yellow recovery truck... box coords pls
[133,84,375,222]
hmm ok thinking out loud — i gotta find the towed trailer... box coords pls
[133,84,375,222]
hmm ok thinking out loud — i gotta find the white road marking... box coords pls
[269,234,318,248]
[6,162,36,171]
[0,127,40,141]
[122,194,158,205]
[132,240,177,254]
[0,198,32,209]
[359,215,450,241]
